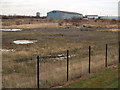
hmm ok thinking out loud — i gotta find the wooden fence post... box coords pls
[37,56,39,88]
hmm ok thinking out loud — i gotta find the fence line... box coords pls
[36,43,119,88]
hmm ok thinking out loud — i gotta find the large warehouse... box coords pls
[47,10,83,20]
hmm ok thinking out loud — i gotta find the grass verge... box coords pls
[63,66,119,88]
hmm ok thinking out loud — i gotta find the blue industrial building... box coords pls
[47,10,83,20]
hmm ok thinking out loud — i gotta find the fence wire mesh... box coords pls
[107,43,118,66]
[3,43,118,88]
[90,45,105,72]
[39,52,67,88]
[38,43,119,88]
[3,56,36,88]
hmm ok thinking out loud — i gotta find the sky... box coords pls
[0,0,119,16]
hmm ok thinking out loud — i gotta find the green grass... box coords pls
[64,68,118,88]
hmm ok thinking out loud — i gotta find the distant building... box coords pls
[85,15,98,19]
[47,10,83,20]
[36,12,40,17]
[99,16,118,20]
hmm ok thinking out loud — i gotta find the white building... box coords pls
[99,16,118,20]
[85,15,98,19]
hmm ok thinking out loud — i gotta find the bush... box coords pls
[111,19,117,24]
[70,18,82,26]
[49,18,54,22]
[58,21,63,26]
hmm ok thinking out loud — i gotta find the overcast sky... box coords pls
[0,0,119,16]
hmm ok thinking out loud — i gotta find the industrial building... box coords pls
[47,10,83,20]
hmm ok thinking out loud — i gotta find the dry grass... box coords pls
[2,20,118,88]
[2,43,118,88]
[2,23,59,29]
[1,19,118,30]
[108,29,119,32]
[37,46,118,88]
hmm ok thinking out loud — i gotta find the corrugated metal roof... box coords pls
[54,10,82,15]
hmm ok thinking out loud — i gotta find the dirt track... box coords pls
[3,27,118,42]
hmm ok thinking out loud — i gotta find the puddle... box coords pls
[0,49,15,52]
[13,40,38,44]
[76,27,80,29]
[0,29,22,31]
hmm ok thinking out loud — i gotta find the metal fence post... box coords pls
[119,42,120,63]
[67,50,69,81]
[89,46,91,74]
[37,56,39,88]
[106,44,108,67]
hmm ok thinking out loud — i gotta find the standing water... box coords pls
[13,40,38,44]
